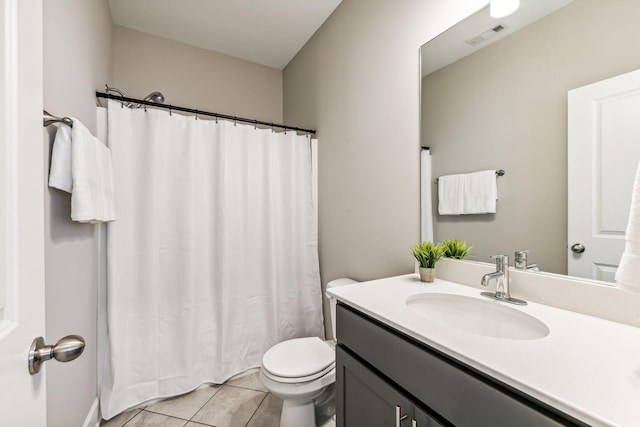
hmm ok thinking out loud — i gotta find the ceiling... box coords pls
[421,0,573,76]
[108,0,343,70]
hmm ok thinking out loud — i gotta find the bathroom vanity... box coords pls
[336,303,579,426]
[329,271,640,427]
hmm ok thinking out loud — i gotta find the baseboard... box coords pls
[82,397,101,427]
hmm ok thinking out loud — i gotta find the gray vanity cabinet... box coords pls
[336,345,443,426]
[335,303,586,427]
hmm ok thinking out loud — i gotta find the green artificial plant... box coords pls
[442,238,472,260]
[411,241,446,269]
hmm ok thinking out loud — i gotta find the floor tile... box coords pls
[124,410,187,427]
[100,408,143,427]
[225,370,268,392]
[145,384,221,420]
[246,393,283,427]
[191,385,267,427]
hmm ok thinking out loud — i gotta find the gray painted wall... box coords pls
[282,0,487,337]
[422,0,640,275]
[44,11,284,425]
[43,1,113,426]
[112,26,283,123]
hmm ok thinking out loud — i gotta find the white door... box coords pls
[0,0,47,425]
[568,68,640,283]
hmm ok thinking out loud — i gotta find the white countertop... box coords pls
[327,274,640,427]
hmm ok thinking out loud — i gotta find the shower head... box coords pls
[143,91,165,104]
[103,85,166,108]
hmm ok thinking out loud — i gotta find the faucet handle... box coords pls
[514,250,529,270]
[490,254,508,270]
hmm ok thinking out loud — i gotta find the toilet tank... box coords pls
[326,278,358,339]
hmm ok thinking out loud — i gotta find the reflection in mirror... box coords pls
[420,0,640,283]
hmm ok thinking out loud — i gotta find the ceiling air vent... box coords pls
[466,24,510,47]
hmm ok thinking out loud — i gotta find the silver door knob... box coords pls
[28,335,85,375]
[571,243,586,254]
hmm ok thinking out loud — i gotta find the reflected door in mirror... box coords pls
[568,68,640,282]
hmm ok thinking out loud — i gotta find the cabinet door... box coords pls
[336,345,414,427]
[413,405,446,427]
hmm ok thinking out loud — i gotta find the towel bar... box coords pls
[435,169,504,184]
[43,110,73,128]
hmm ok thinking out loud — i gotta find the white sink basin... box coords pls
[406,293,549,340]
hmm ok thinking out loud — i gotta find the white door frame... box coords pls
[0,0,47,425]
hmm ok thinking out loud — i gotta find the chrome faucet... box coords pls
[514,250,540,272]
[480,254,527,305]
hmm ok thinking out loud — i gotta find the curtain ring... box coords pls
[144,105,147,112]
[169,105,172,116]
[234,117,237,126]
[215,115,218,124]
[195,112,198,120]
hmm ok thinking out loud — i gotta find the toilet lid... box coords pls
[262,337,335,379]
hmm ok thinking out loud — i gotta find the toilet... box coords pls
[259,278,357,427]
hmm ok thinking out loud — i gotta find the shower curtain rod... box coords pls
[95,92,316,135]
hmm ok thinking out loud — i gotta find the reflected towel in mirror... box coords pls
[616,161,640,291]
[438,170,497,215]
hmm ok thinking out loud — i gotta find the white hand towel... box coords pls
[48,119,117,223]
[438,173,465,215]
[49,123,73,192]
[438,170,497,215]
[616,161,640,291]
[463,170,497,214]
[616,253,640,291]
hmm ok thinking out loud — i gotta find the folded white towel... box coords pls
[438,173,465,215]
[49,124,73,192]
[48,119,117,223]
[464,170,497,214]
[616,161,640,291]
[438,170,497,215]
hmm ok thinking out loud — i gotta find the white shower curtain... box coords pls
[100,101,323,419]
[421,148,434,242]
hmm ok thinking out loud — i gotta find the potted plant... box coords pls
[411,241,446,282]
[442,239,472,260]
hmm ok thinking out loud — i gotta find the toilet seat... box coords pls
[262,337,335,384]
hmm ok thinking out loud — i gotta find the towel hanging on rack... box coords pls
[438,170,500,215]
[48,117,117,223]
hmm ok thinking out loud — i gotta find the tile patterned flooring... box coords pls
[101,370,282,427]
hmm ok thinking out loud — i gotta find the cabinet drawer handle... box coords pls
[395,405,408,426]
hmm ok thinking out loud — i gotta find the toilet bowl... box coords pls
[259,278,357,427]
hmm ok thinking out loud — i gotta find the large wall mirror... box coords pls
[420,0,640,283]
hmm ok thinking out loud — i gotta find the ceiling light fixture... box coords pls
[490,0,520,18]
